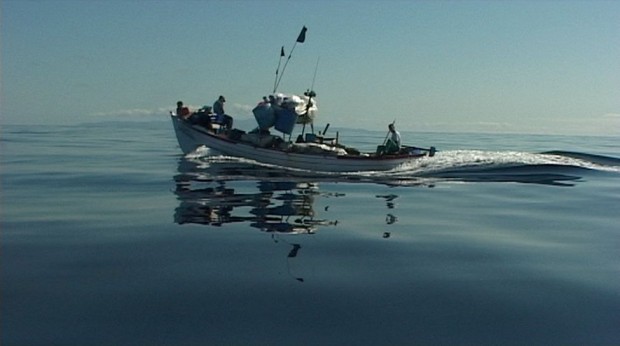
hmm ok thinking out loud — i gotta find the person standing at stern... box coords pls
[385,123,401,154]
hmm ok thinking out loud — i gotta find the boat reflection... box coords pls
[173,157,339,234]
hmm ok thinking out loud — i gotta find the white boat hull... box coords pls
[171,115,429,172]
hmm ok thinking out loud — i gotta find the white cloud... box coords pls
[90,107,173,117]
[89,104,256,119]
[231,103,254,115]
[603,113,620,118]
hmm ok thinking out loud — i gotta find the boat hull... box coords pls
[171,115,427,172]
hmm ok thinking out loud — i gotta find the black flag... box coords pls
[280,46,285,57]
[296,26,307,43]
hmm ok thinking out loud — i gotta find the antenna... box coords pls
[310,56,320,91]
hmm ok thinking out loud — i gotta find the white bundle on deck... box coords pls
[279,94,318,124]
[252,93,318,132]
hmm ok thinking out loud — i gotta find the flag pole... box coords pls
[274,26,307,93]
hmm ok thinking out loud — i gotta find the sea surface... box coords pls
[2,119,619,345]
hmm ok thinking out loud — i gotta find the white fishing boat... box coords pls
[171,113,435,172]
[170,27,435,173]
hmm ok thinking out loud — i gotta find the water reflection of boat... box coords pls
[174,183,268,226]
[173,158,338,233]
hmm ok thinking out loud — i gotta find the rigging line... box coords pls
[274,42,298,93]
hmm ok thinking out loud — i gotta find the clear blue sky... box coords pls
[2,0,619,135]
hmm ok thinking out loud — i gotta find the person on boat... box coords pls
[213,95,225,115]
[213,95,233,130]
[176,101,192,119]
[385,123,401,154]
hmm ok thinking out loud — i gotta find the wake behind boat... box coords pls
[170,27,436,173]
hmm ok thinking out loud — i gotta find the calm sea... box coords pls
[2,119,619,345]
